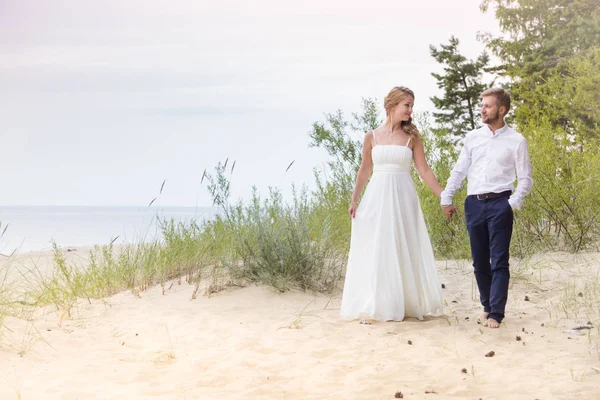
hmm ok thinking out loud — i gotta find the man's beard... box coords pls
[482,111,500,124]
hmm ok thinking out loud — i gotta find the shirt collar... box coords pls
[485,120,509,137]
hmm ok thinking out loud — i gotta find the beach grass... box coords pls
[9,166,346,319]
[0,262,11,342]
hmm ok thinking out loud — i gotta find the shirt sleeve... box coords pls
[508,138,533,210]
[440,141,471,206]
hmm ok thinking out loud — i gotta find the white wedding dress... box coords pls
[340,132,444,322]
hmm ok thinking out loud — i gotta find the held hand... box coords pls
[441,204,458,219]
[348,202,358,218]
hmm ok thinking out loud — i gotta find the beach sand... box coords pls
[1,250,599,399]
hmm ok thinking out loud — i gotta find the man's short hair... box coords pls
[481,87,511,114]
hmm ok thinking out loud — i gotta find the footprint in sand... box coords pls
[122,350,176,365]
[148,350,175,365]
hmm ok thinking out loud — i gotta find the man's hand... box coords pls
[442,204,457,219]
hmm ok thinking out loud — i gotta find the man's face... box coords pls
[481,96,503,125]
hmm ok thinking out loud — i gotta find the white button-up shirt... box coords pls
[440,122,533,210]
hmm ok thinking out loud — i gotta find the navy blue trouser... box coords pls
[464,194,513,323]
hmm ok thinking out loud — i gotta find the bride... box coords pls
[340,86,444,323]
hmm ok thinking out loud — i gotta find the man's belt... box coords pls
[471,190,512,201]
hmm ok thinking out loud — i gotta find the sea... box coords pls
[0,206,217,255]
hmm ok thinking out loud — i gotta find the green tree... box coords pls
[429,36,492,143]
[480,0,600,140]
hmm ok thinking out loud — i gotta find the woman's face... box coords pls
[392,96,414,122]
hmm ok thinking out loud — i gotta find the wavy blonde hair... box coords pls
[384,86,419,140]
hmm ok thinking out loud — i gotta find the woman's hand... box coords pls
[348,202,358,218]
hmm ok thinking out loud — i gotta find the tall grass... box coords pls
[0,222,15,342]
[514,119,600,253]
[0,262,11,341]
[201,163,345,293]
[12,158,346,317]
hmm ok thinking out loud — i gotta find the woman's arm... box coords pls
[348,132,374,217]
[412,136,443,199]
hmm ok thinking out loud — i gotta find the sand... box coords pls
[1,250,599,399]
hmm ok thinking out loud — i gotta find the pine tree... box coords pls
[429,36,492,143]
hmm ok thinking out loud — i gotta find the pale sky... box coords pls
[0,0,500,207]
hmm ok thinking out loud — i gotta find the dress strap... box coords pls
[371,130,378,146]
[406,136,411,147]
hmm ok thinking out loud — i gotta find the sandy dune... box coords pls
[1,251,599,399]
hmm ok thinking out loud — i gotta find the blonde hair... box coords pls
[384,86,419,139]
[481,87,511,115]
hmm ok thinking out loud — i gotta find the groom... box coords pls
[440,88,533,328]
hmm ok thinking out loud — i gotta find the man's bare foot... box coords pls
[478,312,489,322]
[483,318,500,328]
